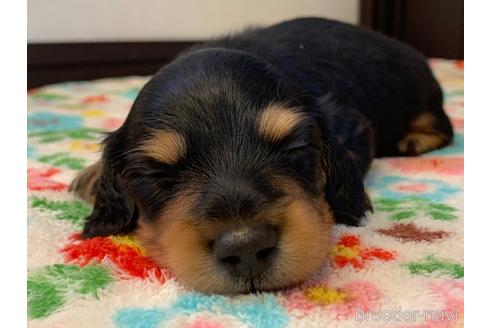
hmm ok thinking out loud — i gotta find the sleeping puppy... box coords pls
[70,17,453,294]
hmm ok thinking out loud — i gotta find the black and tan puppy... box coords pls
[70,18,453,294]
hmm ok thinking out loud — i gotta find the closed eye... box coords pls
[134,157,178,179]
[286,140,309,153]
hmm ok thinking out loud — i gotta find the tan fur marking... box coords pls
[410,112,437,131]
[398,132,446,154]
[137,191,232,294]
[141,130,186,164]
[137,177,335,294]
[69,161,102,204]
[398,112,448,155]
[264,178,334,290]
[258,104,305,142]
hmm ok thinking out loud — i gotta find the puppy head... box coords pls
[77,49,367,294]
[131,102,333,294]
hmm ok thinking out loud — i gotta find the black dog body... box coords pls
[71,18,453,293]
[203,18,450,153]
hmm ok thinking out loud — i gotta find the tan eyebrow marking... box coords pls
[140,130,186,164]
[258,104,305,142]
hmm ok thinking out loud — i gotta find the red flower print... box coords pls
[451,118,464,130]
[185,317,226,328]
[396,183,429,193]
[332,234,396,269]
[388,157,463,176]
[61,233,170,283]
[27,167,67,191]
[102,118,125,130]
[81,95,109,104]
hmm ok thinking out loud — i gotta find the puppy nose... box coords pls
[213,224,278,279]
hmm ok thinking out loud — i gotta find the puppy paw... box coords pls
[397,132,447,156]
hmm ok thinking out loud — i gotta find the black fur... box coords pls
[81,130,138,237]
[79,17,453,236]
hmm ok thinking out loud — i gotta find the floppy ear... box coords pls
[314,95,374,226]
[70,131,138,238]
[81,163,138,238]
[321,139,372,226]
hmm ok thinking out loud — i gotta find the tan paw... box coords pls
[398,132,446,155]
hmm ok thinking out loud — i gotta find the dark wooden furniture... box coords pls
[28,41,197,88]
[360,0,463,59]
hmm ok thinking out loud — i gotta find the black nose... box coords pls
[213,224,278,279]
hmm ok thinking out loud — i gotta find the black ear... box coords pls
[314,95,374,226]
[80,163,138,238]
[322,140,372,226]
[71,129,138,238]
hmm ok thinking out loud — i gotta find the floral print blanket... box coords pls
[27,59,464,328]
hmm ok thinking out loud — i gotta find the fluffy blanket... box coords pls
[27,59,464,328]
